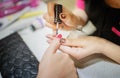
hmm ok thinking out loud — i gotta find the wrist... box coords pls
[94,37,108,54]
[99,39,120,64]
[100,39,108,54]
[100,38,116,54]
[102,39,120,55]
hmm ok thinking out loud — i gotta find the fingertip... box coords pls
[45,34,63,54]
[60,13,66,19]
[56,34,62,39]
[60,38,66,44]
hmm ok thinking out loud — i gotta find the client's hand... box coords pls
[37,35,78,78]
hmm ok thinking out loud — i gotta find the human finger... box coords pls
[47,2,55,17]
[60,45,94,60]
[46,34,56,44]
[45,34,63,55]
[43,13,55,25]
[59,45,85,60]
[46,34,56,40]
[60,12,79,29]
[45,21,56,30]
[45,38,60,55]
[61,38,84,47]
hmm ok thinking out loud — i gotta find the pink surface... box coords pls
[112,26,120,37]
[76,0,85,10]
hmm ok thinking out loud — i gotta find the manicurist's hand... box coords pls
[43,2,83,31]
[37,35,78,78]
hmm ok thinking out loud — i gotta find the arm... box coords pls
[102,40,120,64]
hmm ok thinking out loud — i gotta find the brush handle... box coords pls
[54,4,62,24]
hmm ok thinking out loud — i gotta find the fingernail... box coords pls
[61,14,66,19]
[60,38,66,44]
[56,34,62,39]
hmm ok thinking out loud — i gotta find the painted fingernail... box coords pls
[56,34,62,39]
[60,38,66,44]
[61,14,66,19]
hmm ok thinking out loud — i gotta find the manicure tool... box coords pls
[54,4,62,35]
